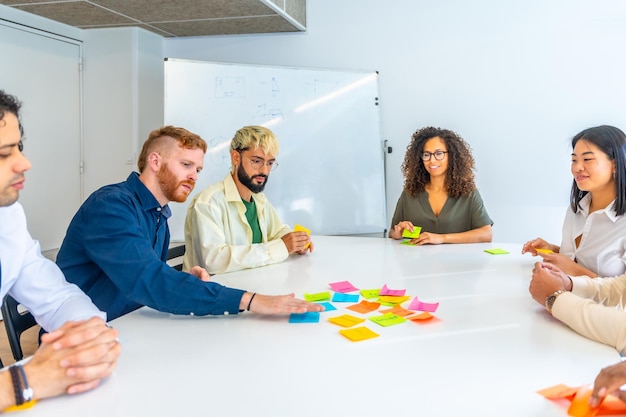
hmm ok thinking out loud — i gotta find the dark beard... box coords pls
[237,163,268,193]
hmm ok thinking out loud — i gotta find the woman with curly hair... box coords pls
[522,125,626,278]
[389,126,493,245]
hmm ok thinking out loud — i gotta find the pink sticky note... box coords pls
[379,284,406,297]
[329,280,359,293]
[408,296,439,313]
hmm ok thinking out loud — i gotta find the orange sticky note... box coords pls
[347,300,380,314]
[328,314,365,328]
[537,384,579,400]
[408,311,435,321]
[339,326,379,342]
[380,305,415,317]
[294,224,311,249]
[567,385,598,417]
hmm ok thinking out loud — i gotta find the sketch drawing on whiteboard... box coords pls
[258,77,281,97]
[253,103,284,123]
[215,77,245,98]
[303,78,338,97]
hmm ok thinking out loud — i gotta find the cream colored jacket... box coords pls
[552,274,626,353]
[183,174,291,274]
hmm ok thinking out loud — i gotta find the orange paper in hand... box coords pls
[567,386,598,417]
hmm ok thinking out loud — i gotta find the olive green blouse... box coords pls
[390,189,493,234]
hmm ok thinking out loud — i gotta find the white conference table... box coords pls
[25,236,622,416]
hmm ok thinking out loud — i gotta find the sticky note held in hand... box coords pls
[535,248,554,254]
[294,224,311,249]
[402,226,421,239]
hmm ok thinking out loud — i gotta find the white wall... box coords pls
[83,27,164,195]
[164,0,626,244]
[5,0,626,246]
[1,5,164,248]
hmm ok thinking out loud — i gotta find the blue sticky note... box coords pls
[317,302,337,311]
[332,293,360,303]
[289,312,320,323]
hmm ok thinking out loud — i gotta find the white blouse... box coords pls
[561,193,626,277]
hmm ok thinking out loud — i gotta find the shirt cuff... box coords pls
[209,286,246,315]
[267,239,289,262]
[569,276,598,299]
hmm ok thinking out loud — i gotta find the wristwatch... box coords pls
[545,289,567,313]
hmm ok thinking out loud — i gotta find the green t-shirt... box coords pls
[242,198,262,244]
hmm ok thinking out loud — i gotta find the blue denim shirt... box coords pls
[57,172,245,321]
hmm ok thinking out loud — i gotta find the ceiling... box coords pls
[0,0,306,37]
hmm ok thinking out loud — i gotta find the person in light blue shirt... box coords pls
[56,126,323,321]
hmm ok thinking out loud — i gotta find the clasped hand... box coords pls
[24,317,121,399]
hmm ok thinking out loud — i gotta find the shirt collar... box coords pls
[579,192,619,222]
[127,172,172,219]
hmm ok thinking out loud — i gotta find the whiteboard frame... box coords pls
[164,58,387,238]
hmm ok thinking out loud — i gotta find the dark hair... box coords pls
[0,90,24,137]
[401,126,476,198]
[570,125,626,215]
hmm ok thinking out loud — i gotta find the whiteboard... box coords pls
[164,58,386,239]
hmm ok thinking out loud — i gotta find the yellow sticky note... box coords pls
[294,224,311,249]
[402,226,422,239]
[4,400,37,412]
[339,326,379,342]
[328,314,365,328]
[536,248,554,254]
[378,295,411,305]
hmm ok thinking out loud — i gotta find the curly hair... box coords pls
[401,126,476,198]
[0,90,24,138]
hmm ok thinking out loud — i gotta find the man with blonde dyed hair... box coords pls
[57,126,322,321]
[184,125,312,274]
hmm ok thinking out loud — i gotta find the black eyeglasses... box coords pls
[421,151,448,161]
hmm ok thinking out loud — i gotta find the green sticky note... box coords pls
[401,240,417,246]
[360,289,381,299]
[304,291,331,302]
[484,248,509,255]
[402,226,422,239]
[369,313,407,327]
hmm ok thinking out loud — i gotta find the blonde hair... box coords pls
[230,126,279,156]
[137,126,207,173]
